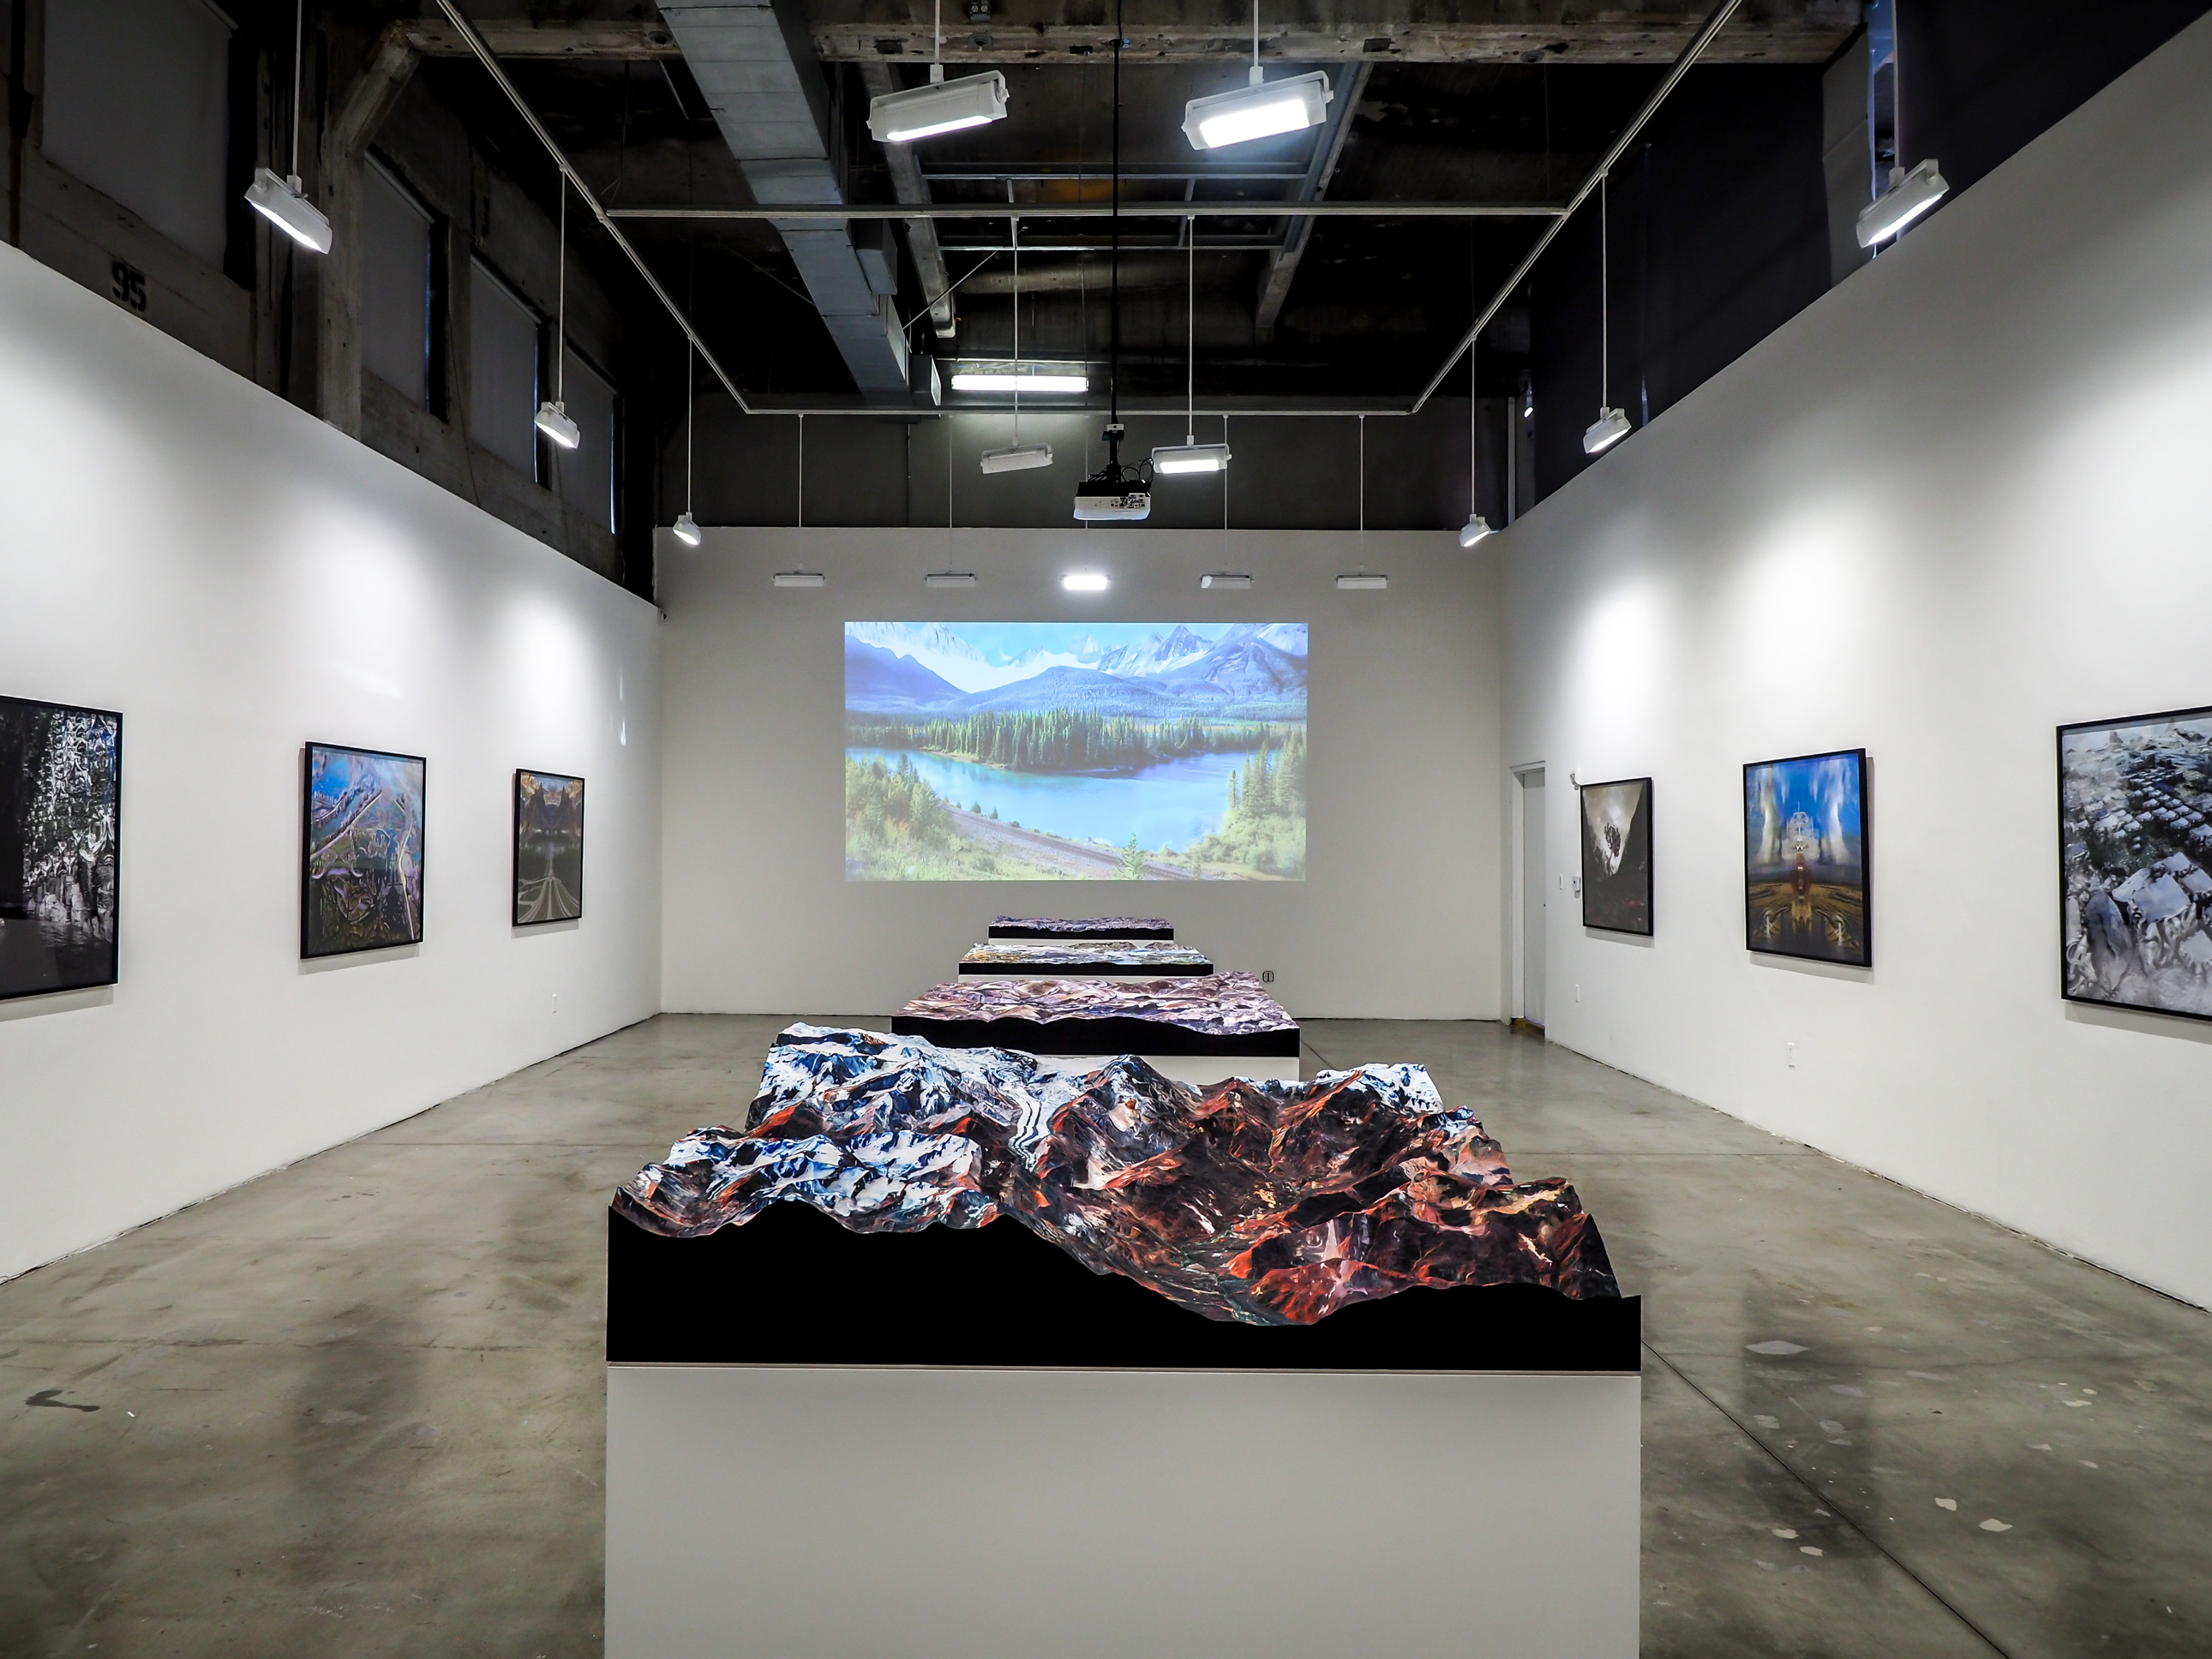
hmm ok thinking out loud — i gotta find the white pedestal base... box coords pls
[607,1363,1640,1658]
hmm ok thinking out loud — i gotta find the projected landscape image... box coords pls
[845,620,1306,881]
[1745,749,1869,966]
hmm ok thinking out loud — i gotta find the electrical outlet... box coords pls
[1261,969,1276,984]
[1572,875,1583,895]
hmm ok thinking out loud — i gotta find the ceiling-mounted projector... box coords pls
[1072,423,1151,521]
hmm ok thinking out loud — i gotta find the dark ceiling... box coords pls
[387,1,1861,405]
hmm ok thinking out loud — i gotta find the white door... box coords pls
[1520,770,1546,1027]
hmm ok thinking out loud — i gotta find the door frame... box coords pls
[1509,762,1546,1026]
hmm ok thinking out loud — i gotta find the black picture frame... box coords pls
[513,769,585,926]
[301,741,427,960]
[1743,748,1871,967]
[0,693,123,1002]
[2055,704,2212,1023]
[1578,776,1653,936]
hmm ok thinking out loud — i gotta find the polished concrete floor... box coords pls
[3,1015,2209,1656]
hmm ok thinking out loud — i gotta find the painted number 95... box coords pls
[110,259,147,313]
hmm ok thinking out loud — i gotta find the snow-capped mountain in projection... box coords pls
[845,622,1307,717]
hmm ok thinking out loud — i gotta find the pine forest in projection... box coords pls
[844,621,1307,881]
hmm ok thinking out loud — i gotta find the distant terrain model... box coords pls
[0,695,121,1000]
[957,939,1213,975]
[1744,751,1868,966]
[845,621,1306,882]
[2059,706,2212,1020]
[614,1025,1620,1326]
[991,914,1173,937]
[513,770,584,925]
[896,971,1294,1041]
[303,742,424,958]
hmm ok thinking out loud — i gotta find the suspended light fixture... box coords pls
[981,219,1055,475]
[1062,572,1110,591]
[1183,0,1332,152]
[245,0,332,253]
[954,368,1087,394]
[1201,572,1253,590]
[1855,157,1948,247]
[670,336,702,545]
[1074,6,1150,524]
[1459,332,1495,546]
[536,181,581,449]
[1154,225,1233,476]
[1582,173,1631,457]
[869,0,1010,143]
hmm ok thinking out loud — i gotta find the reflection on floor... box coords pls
[3,1015,2208,1656]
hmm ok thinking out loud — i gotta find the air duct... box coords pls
[657,0,919,398]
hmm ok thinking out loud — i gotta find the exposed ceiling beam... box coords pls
[402,18,684,58]
[859,60,958,341]
[809,0,1856,65]
[1254,61,1367,343]
[609,200,1567,219]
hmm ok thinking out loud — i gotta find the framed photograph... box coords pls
[1744,749,1869,967]
[2057,705,2212,1021]
[1579,776,1652,935]
[513,769,584,925]
[0,694,122,1000]
[302,742,425,959]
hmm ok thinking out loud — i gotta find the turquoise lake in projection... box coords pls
[849,747,1244,850]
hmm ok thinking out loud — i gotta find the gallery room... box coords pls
[3,0,2210,1651]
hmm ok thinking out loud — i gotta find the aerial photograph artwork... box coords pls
[2059,706,2212,1020]
[513,770,584,925]
[844,620,1307,881]
[303,743,425,958]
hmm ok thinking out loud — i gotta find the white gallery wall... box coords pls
[660,528,1501,1019]
[0,244,662,1282]
[1502,16,2212,1307]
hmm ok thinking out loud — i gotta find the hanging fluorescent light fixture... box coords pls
[1154,442,1232,474]
[1459,514,1495,548]
[772,571,827,588]
[1183,3,1330,151]
[669,337,702,544]
[1335,573,1388,590]
[246,0,330,253]
[870,65,1010,143]
[1201,572,1253,590]
[951,368,1088,393]
[1154,230,1233,477]
[1582,407,1629,455]
[537,179,580,448]
[1062,571,1110,591]
[1581,172,1634,458]
[869,0,1009,142]
[924,571,979,588]
[980,221,1055,474]
[1855,158,1948,248]
[1184,69,1333,151]
[980,443,1053,473]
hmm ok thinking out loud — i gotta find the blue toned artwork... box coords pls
[303,743,425,958]
[1744,750,1868,966]
[844,621,1307,882]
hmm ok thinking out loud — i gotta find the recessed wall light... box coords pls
[772,571,827,588]
[1062,572,1110,592]
[924,572,979,588]
[1334,573,1388,591]
[1201,572,1253,590]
